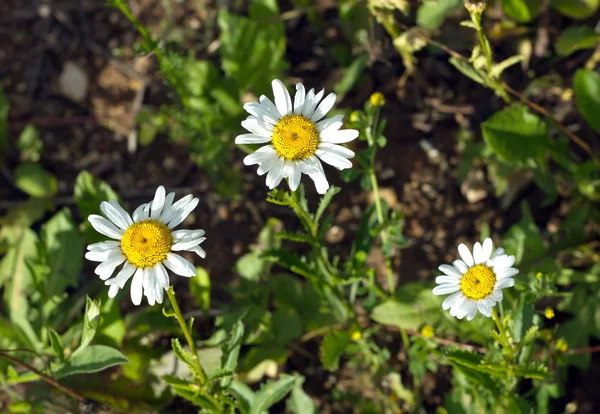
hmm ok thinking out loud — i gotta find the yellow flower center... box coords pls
[120,220,173,268]
[460,264,496,300]
[271,115,319,161]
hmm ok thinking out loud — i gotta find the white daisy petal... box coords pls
[87,240,120,251]
[108,284,120,298]
[496,278,515,289]
[439,264,462,278]
[235,133,272,145]
[259,95,282,120]
[496,267,519,279]
[132,203,149,222]
[321,129,359,144]
[167,197,199,229]
[453,259,469,274]
[466,302,478,321]
[192,245,207,259]
[310,92,336,122]
[272,79,292,116]
[105,262,136,286]
[316,149,353,170]
[143,268,155,306]
[477,302,492,317]
[288,162,302,191]
[493,255,516,270]
[241,117,274,136]
[432,284,460,295]
[435,275,459,285]
[266,157,285,189]
[159,192,176,224]
[458,243,474,267]
[491,247,505,259]
[243,145,277,166]
[88,215,124,239]
[316,114,343,132]
[243,102,279,125]
[85,247,120,262]
[473,242,484,264]
[172,237,205,251]
[94,254,126,280]
[150,186,166,220]
[130,268,144,306]
[257,155,280,176]
[164,252,196,277]
[301,88,317,118]
[293,83,306,114]
[172,229,205,241]
[442,291,463,310]
[100,200,133,230]
[482,238,493,262]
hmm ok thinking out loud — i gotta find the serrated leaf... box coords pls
[54,345,128,378]
[249,374,296,414]
[14,162,58,198]
[169,383,221,411]
[230,380,256,413]
[574,69,600,134]
[162,375,200,391]
[221,321,244,388]
[556,26,600,57]
[41,208,84,298]
[320,330,351,371]
[276,231,313,244]
[263,249,313,280]
[515,363,549,379]
[315,186,340,224]
[207,368,234,382]
[48,329,64,361]
[481,105,548,163]
[172,338,197,370]
[287,375,316,414]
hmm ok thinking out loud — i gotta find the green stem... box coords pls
[492,307,514,359]
[166,287,208,386]
[366,110,395,295]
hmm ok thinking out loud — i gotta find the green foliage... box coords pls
[574,69,600,134]
[54,345,128,378]
[417,0,462,29]
[502,0,542,22]
[556,26,600,57]
[550,0,599,19]
[481,105,548,164]
[14,162,58,198]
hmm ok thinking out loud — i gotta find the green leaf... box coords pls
[40,208,84,298]
[272,309,303,346]
[556,26,600,57]
[334,54,368,100]
[162,375,220,411]
[449,57,485,84]
[171,338,197,370]
[574,69,600,134]
[550,0,599,19]
[95,296,125,347]
[315,186,340,225]
[502,0,542,22]
[320,330,351,371]
[73,297,101,356]
[249,374,296,414]
[190,266,211,312]
[287,375,316,414]
[48,329,65,361]
[220,321,244,388]
[416,0,462,30]
[481,105,548,163]
[230,380,256,413]
[55,345,128,378]
[371,300,422,330]
[218,0,287,93]
[16,125,43,162]
[74,171,119,219]
[14,162,58,198]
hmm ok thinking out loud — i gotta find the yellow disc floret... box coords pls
[271,115,319,161]
[120,220,173,268]
[460,264,496,300]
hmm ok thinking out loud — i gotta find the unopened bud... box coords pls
[369,92,385,107]
[464,0,486,14]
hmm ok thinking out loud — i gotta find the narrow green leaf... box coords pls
[315,186,340,225]
[449,57,485,84]
[48,329,65,361]
[73,297,101,356]
[221,321,244,388]
[55,345,128,378]
[172,338,197,369]
[249,374,296,414]
[574,69,600,134]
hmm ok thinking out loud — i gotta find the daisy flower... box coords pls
[235,79,359,194]
[432,238,518,321]
[85,186,206,306]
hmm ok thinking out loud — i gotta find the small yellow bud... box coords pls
[539,329,552,341]
[351,331,362,341]
[556,338,568,353]
[349,111,361,123]
[544,307,555,320]
[369,92,385,107]
[420,325,434,338]
[535,272,543,279]
[463,0,486,13]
